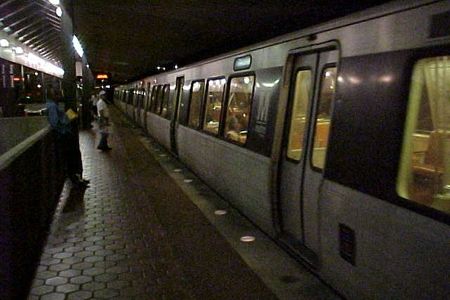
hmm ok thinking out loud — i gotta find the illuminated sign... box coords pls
[96,74,108,79]
[234,55,252,71]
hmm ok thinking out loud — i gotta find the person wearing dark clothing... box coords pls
[46,88,89,187]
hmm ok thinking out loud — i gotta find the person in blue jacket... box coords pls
[46,87,89,187]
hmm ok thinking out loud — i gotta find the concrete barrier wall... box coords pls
[0,123,65,300]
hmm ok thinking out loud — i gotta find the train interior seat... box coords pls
[411,131,445,203]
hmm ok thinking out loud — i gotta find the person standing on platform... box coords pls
[96,91,112,151]
[46,87,89,187]
[90,93,98,120]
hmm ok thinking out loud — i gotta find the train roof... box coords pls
[120,0,440,87]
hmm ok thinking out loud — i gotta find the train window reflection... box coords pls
[188,80,205,128]
[287,70,312,161]
[224,75,255,144]
[161,84,170,119]
[311,66,337,169]
[398,56,450,214]
[203,78,225,134]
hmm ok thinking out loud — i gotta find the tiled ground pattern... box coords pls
[28,108,276,300]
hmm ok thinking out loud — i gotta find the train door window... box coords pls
[224,75,255,144]
[138,89,143,108]
[287,70,312,161]
[129,89,134,105]
[151,85,161,113]
[145,83,150,111]
[203,78,225,134]
[149,85,157,112]
[311,66,337,170]
[188,80,205,128]
[142,89,146,108]
[161,84,171,119]
[156,85,165,114]
[397,56,450,214]
[133,90,138,106]
[167,82,177,119]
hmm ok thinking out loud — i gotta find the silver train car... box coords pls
[115,1,450,298]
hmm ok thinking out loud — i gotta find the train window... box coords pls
[151,85,161,113]
[128,90,134,105]
[156,85,165,114]
[160,84,170,119]
[397,56,450,214]
[203,78,226,134]
[311,66,337,170]
[138,89,144,108]
[224,75,255,144]
[149,85,157,111]
[188,80,205,128]
[166,83,178,120]
[144,84,151,111]
[287,70,312,161]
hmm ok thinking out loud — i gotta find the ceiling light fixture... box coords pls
[56,7,62,17]
[49,0,60,5]
[0,39,9,47]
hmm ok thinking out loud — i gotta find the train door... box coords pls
[143,83,151,132]
[170,76,184,154]
[278,48,338,265]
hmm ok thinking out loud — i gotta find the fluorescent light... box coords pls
[72,35,84,57]
[49,0,60,5]
[0,39,9,47]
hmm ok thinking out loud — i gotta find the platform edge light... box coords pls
[72,35,84,57]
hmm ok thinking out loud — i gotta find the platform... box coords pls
[28,106,339,300]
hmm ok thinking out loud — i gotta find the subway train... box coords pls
[114,0,449,298]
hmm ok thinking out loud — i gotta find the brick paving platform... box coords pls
[28,108,279,300]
